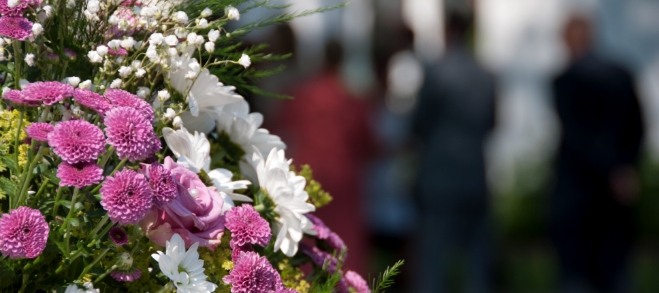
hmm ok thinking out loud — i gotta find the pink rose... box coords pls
[140,157,225,249]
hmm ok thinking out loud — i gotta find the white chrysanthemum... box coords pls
[207,168,252,212]
[248,147,316,256]
[162,126,210,173]
[215,99,286,160]
[168,53,243,133]
[152,234,217,293]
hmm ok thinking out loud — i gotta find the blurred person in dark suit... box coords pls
[410,8,496,293]
[551,15,644,293]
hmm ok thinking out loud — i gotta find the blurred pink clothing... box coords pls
[275,71,375,275]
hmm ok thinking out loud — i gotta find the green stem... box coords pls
[30,178,49,206]
[14,110,23,173]
[14,146,45,208]
[64,187,80,254]
[51,186,65,217]
[87,214,109,242]
[12,42,21,88]
[97,146,115,169]
[87,220,114,248]
[77,247,109,280]
[93,265,118,283]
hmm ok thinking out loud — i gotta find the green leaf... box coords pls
[370,260,405,293]
[1,155,18,175]
[0,176,17,200]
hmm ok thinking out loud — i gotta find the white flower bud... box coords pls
[195,35,205,45]
[185,60,200,79]
[175,28,188,39]
[158,90,170,101]
[168,47,178,57]
[136,87,150,98]
[201,8,212,18]
[208,29,220,42]
[67,76,81,87]
[43,5,53,17]
[204,42,215,53]
[149,33,164,45]
[88,50,103,63]
[19,79,29,89]
[31,23,43,37]
[172,116,183,128]
[87,0,100,13]
[79,80,92,89]
[110,79,122,89]
[24,53,35,67]
[96,45,108,56]
[186,32,197,44]
[175,11,188,23]
[118,66,133,78]
[198,18,208,29]
[72,105,83,116]
[135,69,146,78]
[109,15,120,25]
[107,39,121,50]
[2,87,10,96]
[120,37,135,50]
[165,35,178,46]
[238,53,251,68]
[225,5,239,21]
[164,108,176,120]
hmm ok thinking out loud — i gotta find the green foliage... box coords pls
[370,260,404,293]
[0,176,17,200]
[292,165,332,208]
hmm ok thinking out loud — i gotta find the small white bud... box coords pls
[79,80,92,89]
[72,105,83,116]
[204,42,215,53]
[208,29,220,42]
[225,5,239,21]
[186,33,197,44]
[110,79,122,89]
[198,18,209,29]
[43,5,53,17]
[131,60,142,69]
[174,11,188,23]
[172,116,183,128]
[201,7,212,18]
[164,35,178,46]
[238,53,251,68]
[87,50,103,63]
[157,90,171,102]
[7,0,19,8]
[175,28,188,39]
[135,69,146,78]
[67,76,81,87]
[109,15,120,25]
[31,23,43,37]
[149,33,164,45]
[24,53,35,67]
[118,66,133,78]
[107,39,121,50]
[87,0,100,13]
[163,108,176,120]
[96,45,108,56]
[136,87,150,98]
[168,47,178,57]
[120,37,135,50]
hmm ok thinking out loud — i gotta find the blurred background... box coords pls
[235,0,659,292]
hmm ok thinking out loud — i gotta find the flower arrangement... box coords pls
[0,0,403,292]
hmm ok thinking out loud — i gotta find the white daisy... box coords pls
[152,234,217,293]
[215,99,286,160]
[248,147,316,256]
[168,53,243,133]
[162,126,210,174]
[163,126,253,209]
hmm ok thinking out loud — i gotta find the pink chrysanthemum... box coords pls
[57,161,103,188]
[109,227,129,245]
[0,0,38,16]
[25,123,54,142]
[231,243,254,262]
[146,163,177,207]
[2,89,38,106]
[104,89,154,121]
[344,271,370,293]
[306,214,330,239]
[0,17,32,40]
[0,207,49,259]
[275,289,299,293]
[223,251,283,293]
[48,120,106,164]
[100,169,153,225]
[111,268,141,282]
[225,205,271,248]
[21,81,74,105]
[104,107,160,162]
[73,88,113,115]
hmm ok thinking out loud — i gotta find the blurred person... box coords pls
[550,15,644,293]
[273,40,376,276]
[410,8,496,293]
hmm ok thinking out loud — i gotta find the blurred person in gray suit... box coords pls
[410,7,496,293]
